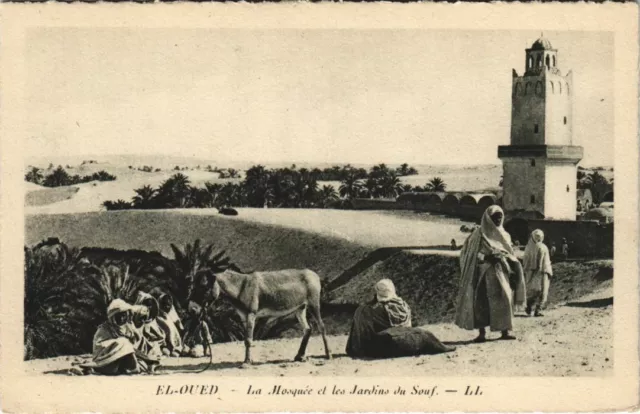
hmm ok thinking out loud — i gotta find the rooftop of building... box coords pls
[530,36,554,51]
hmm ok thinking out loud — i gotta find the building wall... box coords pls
[511,75,546,145]
[502,157,545,215]
[544,163,577,219]
[526,219,613,258]
[350,198,402,210]
[545,72,573,146]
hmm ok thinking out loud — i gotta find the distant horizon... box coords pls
[25,153,612,170]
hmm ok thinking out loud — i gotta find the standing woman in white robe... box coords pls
[455,205,526,342]
[523,229,553,317]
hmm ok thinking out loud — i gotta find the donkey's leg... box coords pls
[294,306,312,362]
[308,302,332,360]
[244,312,256,365]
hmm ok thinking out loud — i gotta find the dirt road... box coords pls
[27,287,612,377]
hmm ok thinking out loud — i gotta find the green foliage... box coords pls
[24,242,85,360]
[104,162,420,210]
[24,239,245,360]
[102,199,132,211]
[131,185,156,209]
[25,167,44,185]
[425,177,447,192]
[37,165,117,188]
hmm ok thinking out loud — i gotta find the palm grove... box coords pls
[102,163,449,211]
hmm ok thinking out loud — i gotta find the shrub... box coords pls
[24,242,86,359]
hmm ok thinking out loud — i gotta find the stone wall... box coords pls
[526,219,613,258]
[349,198,403,210]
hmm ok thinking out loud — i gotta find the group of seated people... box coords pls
[72,290,213,376]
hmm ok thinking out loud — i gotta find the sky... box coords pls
[26,29,613,166]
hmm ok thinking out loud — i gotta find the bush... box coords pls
[24,239,249,360]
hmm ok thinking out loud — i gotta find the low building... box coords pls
[581,207,614,224]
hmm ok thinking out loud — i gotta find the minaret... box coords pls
[498,35,583,220]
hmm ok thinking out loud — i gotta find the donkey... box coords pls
[196,268,332,365]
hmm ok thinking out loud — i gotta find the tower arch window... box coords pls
[553,55,556,66]
[566,185,570,192]
[534,124,539,133]
[528,56,533,69]
[549,81,555,94]
[525,82,531,95]
[530,159,536,167]
[545,55,550,69]
[564,116,567,125]
[537,56,542,67]
[530,195,536,204]
[566,82,570,95]
[559,82,562,94]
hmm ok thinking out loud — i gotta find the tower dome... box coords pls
[531,36,553,50]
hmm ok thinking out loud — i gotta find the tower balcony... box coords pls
[498,145,583,163]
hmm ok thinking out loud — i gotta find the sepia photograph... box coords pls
[0,3,637,413]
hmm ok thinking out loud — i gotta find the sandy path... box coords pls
[28,287,612,377]
[177,208,467,248]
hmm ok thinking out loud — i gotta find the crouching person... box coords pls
[77,299,158,375]
[133,292,166,360]
[181,301,213,358]
[346,279,455,359]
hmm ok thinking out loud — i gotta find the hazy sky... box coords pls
[26,29,613,166]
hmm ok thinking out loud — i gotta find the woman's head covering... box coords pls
[479,205,514,256]
[531,229,544,243]
[523,228,552,275]
[107,299,132,320]
[455,205,517,330]
[375,279,398,302]
[136,291,159,320]
[105,299,136,339]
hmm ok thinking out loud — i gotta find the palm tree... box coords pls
[317,185,338,208]
[93,170,116,182]
[69,260,167,355]
[400,184,413,194]
[102,199,131,211]
[24,242,86,359]
[585,171,611,204]
[204,182,223,207]
[369,163,390,179]
[378,174,405,198]
[244,165,272,207]
[295,168,318,207]
[220,182,241,207]
[25,167,44,185]
[187,186,212,208]
[364,177,379,198]
[154,173,191,208]
[396,163,417,177]
[425,177,446,192]
[339,172,364,200]
[169,239,238,308]
[132,185,156,209]
[169,240,243,343]
[43,166,71,187]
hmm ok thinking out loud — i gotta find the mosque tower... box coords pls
[498,35,583,220]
